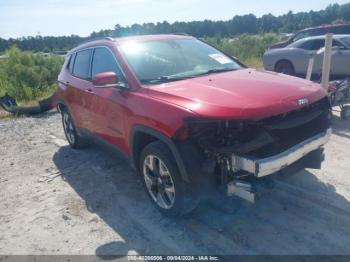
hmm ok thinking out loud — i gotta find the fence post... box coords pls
[306,56,314,81]
[321,33,333,90]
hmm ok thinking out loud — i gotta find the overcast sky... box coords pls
[0,0,349,39]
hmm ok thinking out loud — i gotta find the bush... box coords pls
[0,47,64,101]
[204,34,281,68]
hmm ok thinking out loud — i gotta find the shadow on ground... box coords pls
[53,122,350,256]
[331,112,350,139]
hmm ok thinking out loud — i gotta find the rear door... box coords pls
[88,46,129,149]
[68,49,94,130]
[331,40,350,76]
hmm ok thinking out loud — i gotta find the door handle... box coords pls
[86,89,94,94]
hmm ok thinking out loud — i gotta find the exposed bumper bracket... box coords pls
[231,128,332,177]
[227,180,256,203]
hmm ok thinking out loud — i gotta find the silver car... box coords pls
[263,35,350,78]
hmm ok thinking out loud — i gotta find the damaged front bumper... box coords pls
[231,128,332,177]
[226,128,331,203]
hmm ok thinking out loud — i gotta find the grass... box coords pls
[204,34,281,69]
[241,56,263,69]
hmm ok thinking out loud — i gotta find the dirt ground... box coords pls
[1,110,350,256]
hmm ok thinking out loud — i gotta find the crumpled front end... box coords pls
[174,96,332,202]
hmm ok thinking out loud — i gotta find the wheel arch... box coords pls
[56,98,67,113]
[56,99,84,137]
[274,59,295,72]
[131,125,190,183]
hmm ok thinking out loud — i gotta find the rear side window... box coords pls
[91,47,125,81]
[73,49,92,79]
[311,39,326,50]
[67,53,75,73]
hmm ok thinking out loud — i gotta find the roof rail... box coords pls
[173,33,190,36]
[104,37,115,41]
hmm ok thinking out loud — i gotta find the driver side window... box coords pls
[91,47,126,82]
[299,39,325,51]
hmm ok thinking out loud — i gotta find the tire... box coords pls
[341,106,350,120]
[61,108,88,149]
[275,60,295,76]
[139,141,199,217]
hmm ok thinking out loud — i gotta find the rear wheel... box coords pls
[140,141,199,217]
[275,60,295,76]
[61,108,87,149]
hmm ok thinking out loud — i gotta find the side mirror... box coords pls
[93,72,119,88]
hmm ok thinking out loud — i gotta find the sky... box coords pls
[0,0,349,39]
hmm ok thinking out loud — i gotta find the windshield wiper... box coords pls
[196,68,237,76]
[140,68,237,84]
[140,75,195,84]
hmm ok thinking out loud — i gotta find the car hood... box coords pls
[269,40,290,49]
[146,68,327,120]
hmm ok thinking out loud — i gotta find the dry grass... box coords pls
[242,57,264,69]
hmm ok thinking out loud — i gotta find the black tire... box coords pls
[275,60,295,76]
[139,141,199,217]
[61,107,88,149]
[341,105,350,120]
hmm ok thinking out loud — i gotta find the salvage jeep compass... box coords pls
[56,34,331,216]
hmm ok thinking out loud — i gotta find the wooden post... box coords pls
[306,56,314,81]
[321,33,333,90]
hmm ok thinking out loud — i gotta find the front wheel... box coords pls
[140,141,199,217]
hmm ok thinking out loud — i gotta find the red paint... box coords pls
[57,35,328,157]
[92,72,118,86]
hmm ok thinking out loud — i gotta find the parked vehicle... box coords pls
[269,23,350,49]
[329,78,350,120]
[263,35,350,78]
[56,34,331,216]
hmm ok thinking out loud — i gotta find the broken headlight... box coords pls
[175,118,258,151]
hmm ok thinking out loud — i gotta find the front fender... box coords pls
[131,124,190,183]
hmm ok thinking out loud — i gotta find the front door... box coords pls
[88,47,129,150]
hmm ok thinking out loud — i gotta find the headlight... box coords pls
[175,118,251,149]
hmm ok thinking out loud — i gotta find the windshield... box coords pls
[341,37,350,48]
[119,39,242,84]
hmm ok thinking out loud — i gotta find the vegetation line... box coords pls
[0,3,348,52]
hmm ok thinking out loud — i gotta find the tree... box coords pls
[1,2,349,53]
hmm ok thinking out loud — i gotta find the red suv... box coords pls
[56,34,331,216]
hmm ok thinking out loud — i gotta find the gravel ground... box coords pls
[0,110,350,256]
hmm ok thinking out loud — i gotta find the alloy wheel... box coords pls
[62,111,76,145]
[143,154,176,209]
